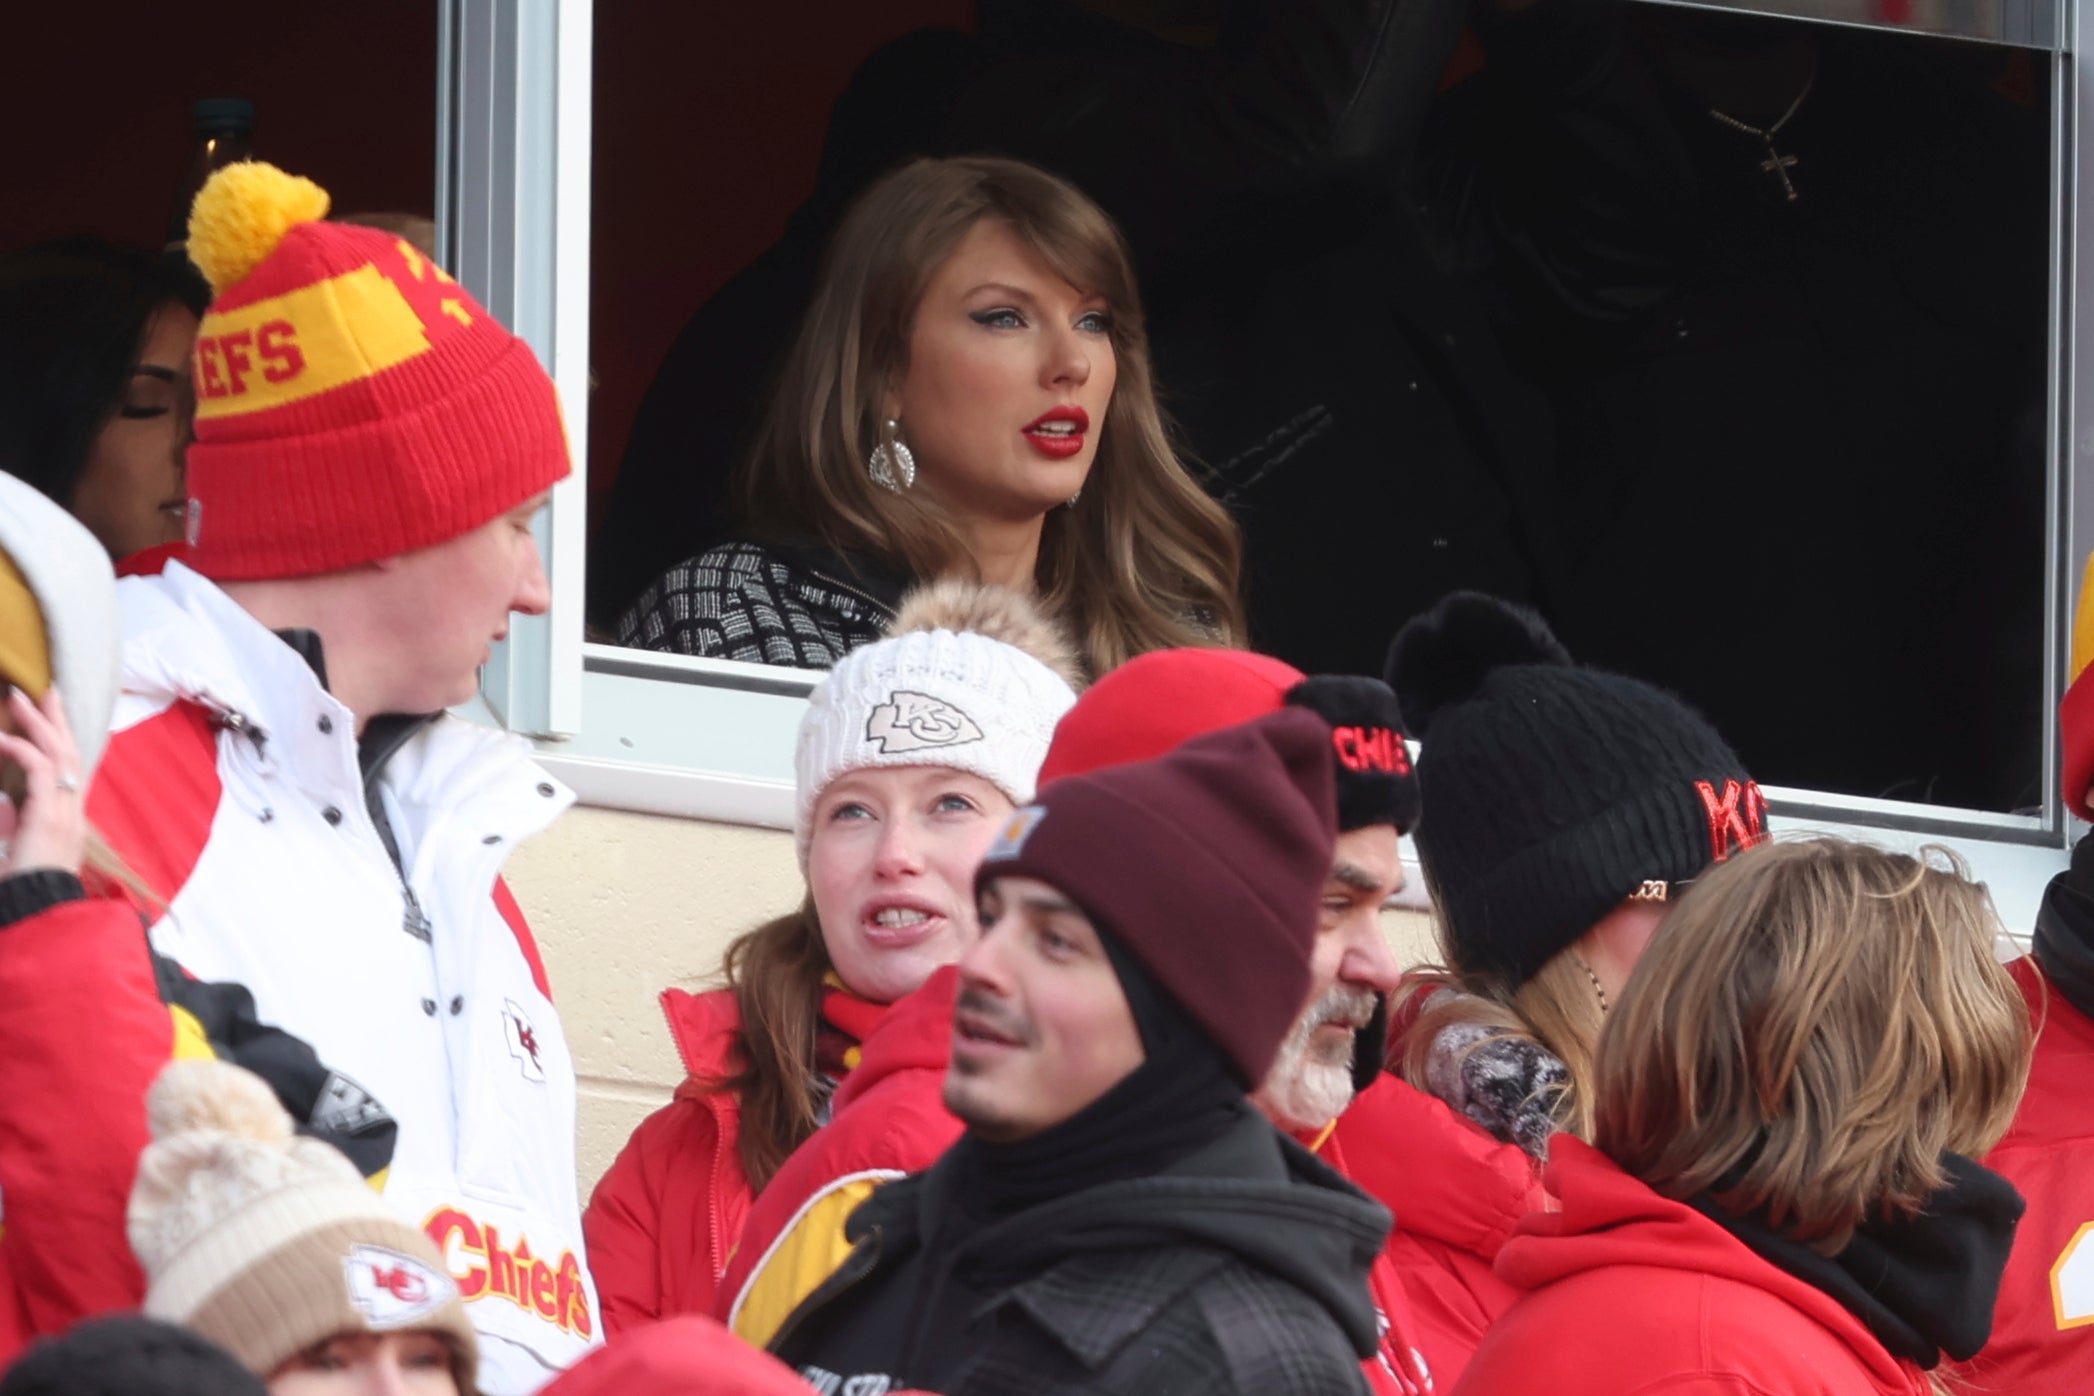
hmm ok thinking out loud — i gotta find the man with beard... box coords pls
[768,710,1387,1396]
[723,649,1444,1393]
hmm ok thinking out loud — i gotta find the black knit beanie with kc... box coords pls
[1386,592,1766,988]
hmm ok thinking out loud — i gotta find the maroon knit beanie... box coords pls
[975,707,1338,1086]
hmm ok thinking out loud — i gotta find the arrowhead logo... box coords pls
[503,1000,545,1083]
[864,690,985,754]
[344,1245,455,1328]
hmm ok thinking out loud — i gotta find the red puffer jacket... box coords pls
[584,984,890,1337]
[0,892,172,1363]
[583,989,750,1337]
[1963,956,2094,1394]
[719,969,966,1348]
[0,878,408,1367]
[1455,1137,1929,1396]
[1329,1074,1544,1390]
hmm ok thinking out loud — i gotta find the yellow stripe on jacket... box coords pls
[728,1172,899,1350]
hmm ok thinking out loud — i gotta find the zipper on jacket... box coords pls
[800,563,899,622]
[658,989,737,1284]
[358,714,439,945]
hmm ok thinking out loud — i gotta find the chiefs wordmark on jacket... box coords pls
[88,563,596,1394]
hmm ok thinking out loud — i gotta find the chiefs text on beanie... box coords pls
[181,162,570,579]
[1039,647,1418,833]
[1386,592,1764,988]
[978,708,1338,1086]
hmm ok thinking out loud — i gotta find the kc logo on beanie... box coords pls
[1387,592,1764,988]
[344,1246,455,1328]
[793,587,1079,869]
[865,691,986,754]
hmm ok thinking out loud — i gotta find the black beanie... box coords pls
[0,1316,267,1396]
[1283,674,1420,834]
[1386,593,1765,988]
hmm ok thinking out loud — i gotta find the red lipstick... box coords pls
[1022,405,1089,460]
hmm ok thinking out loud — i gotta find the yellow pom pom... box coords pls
[185,161,332,294]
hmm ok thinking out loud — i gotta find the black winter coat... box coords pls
[2033,830,2094,1024]
[770,1107,1387,1396]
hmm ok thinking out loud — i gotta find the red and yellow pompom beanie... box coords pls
[182,163,570,579]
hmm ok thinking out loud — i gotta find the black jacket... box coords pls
[2033,831,2094,1024]
[1436,4,2050,810]
[770,1107,1387,1396]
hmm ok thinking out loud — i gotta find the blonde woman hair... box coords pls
[734,154,1246,677]
[1397,950,1607,1145]
[1594,838,2031,1254]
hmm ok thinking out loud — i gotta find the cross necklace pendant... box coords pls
[1710,76,1814,204]
[1756,140,1800,202]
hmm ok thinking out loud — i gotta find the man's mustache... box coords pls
[954,986,1037,1048]
[1305,982,1380,1035]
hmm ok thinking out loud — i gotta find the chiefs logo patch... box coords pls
[864,690,985,755]
[345,1245,455,1328]
[504,1000,545,1083]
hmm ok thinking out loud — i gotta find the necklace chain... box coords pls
[1709,75,1814,202]
[1709,73,1815,142]
[1572,952,1611,1016]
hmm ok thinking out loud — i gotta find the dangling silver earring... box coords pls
[1064,488,1081,508]
[868,419,916,492]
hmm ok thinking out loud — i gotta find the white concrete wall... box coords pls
[505,805,1439,1201]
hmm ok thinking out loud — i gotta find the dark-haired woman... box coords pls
[0,239,207,564]
[583,582,1079,1334]
[614,155,1244,680]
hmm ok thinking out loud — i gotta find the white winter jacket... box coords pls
[89,562,598,1392]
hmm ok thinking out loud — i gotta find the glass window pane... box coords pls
[585,1,2054,815]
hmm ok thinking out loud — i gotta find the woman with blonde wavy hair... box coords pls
[1382,593,1768,1153]
[584,581,1079,1335]
[1347,591,1764,1383]
[615,155,1244,679]
[1455,838,2032,1396]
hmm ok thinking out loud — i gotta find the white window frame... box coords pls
[441,0,2085,931]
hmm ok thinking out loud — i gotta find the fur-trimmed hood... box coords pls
[888,579,1083,692]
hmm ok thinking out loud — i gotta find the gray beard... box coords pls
[1257,982,1377,1134]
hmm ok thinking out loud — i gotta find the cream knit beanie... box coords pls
[794,581,1081,867]
[127,1060,478,1389]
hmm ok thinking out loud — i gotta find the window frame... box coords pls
[440,0,2084,931]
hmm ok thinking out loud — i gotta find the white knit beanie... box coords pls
[127,1061,478,1388]
[794,582,1081,867]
